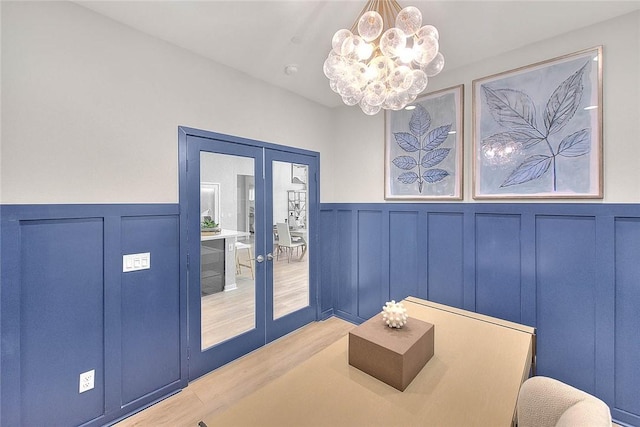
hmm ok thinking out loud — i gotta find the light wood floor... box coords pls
[272,245,310,318]
[201,244,309,348]
[114,316,355,427]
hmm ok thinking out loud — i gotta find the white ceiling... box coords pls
[76,0,640,108]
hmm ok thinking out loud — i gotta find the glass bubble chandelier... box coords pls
[323,0,444,115]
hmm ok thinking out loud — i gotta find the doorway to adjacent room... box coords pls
[180,128,319,380]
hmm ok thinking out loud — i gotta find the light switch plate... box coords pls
[123,252,151,272]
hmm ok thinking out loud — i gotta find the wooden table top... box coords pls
[202,297,535,427]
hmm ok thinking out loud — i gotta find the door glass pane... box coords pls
[272,161,310,319]
[200,152,256,350]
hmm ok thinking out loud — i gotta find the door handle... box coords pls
[256,255,265,263]
[266,253,274,261]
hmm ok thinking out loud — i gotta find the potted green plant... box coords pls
[201,217,221,233]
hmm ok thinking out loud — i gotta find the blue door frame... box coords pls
[178,126,320,380]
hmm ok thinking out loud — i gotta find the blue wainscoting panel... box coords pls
[318,209,337,318]
[389,210,420,302]
[1,204,183,427]
[335,210,356,318]
[614,218,640,421]
[321,203,640,426]
[5,202,640,426]
[536,215,597,394]
[475,214,522,323]
[357,210,387,319]
[120,215,181,406]
[19,218,105,426]
[427,212,464,308]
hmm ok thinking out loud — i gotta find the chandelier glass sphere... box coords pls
[324,0,444,115]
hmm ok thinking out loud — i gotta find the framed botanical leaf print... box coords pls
[385,85,464,200]
[472,46,603,199]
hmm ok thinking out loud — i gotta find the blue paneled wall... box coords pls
[1,205,185,427]
[615,219,640,419]
[19,218,105,426]
[2,202,639,426]
[475,214,522,322]
[319,203,640,426]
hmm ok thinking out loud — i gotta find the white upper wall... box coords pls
[329,10,640,203]
[2,2,639,205]
[1,1,334,204]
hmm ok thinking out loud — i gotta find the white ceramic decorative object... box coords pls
[382,300,408,328]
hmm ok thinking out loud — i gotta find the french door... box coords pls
[182,130,318,380]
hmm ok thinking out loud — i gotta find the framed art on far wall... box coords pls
[291,163,307,185]
[472,46,603,199]
[385,84,464,200]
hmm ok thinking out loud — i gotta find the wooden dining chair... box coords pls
[234,240,254,279]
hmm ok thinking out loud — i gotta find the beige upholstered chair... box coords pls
[517,376,612,427]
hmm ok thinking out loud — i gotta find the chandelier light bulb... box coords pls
[364,63,379,81]
[398,46,415,64]
[332,29,352,54]
[369,55,393,79]
[389,66,413,91]
[340,35,357,56]
[357,42,374,61]
[380,28,406,58]
[423,52,445,77]
[395,6,422,36]
[413,34,439,65]
[360,99,381,115]
[343,95,362,106]
[329,79,339,93]
[325,2,444,115]
[323,53,343,79]
[364,81,387,106]
[358,11,384,42]
[384,90,403,110]
[409,69,428,95]
[353,63,370,86]
[416,24,439,40]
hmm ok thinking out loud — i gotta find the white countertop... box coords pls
[201,229,250,241]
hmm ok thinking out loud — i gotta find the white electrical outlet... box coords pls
[122,252,151,272]
[79,369,95,393]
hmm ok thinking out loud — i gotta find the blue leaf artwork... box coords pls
[481,60,592,192]
[392,105,452,194]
